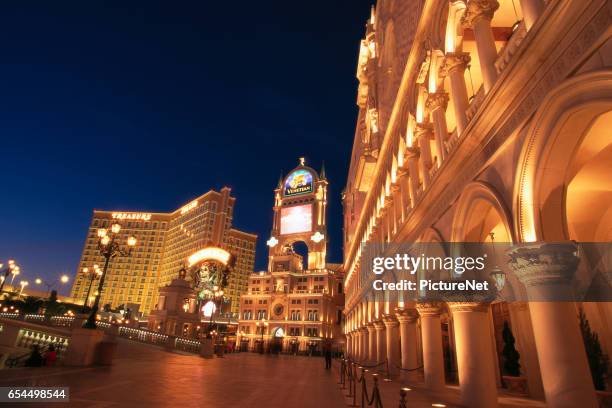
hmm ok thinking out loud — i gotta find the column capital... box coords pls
[414,123,433,140]
[441,52,471,76]
[405,146,420,159]
[395,308,419,323]
[461,0,499,28]
[390,183,401,193]
[425,92,449,112]
[448,301,490,313]
[373,320,386,331]
[366,322,376,332]
[382,313,399,328]
[507,242,579,287]
[383,195,394,208]
[416,301,443,317]
[358,326,369,334]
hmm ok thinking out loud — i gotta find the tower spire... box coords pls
[320,161,326,179]
[277,170,283,189]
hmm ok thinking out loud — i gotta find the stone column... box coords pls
[462,0,500,93]
[416,302,446,391]
[441,52,471,136]
[360,327,369,362]
[519,0,545,30]
[367,323,377,362]
[508,243,597,408]
[373,320,387,364]
[396,308,419,378]
[426,92,449,164]
[405,149,420,201]
[346,332,353,358]
[449,302,498,408]
[415,124,433,188]
[383,314,400,376]
[397,169,410,217]
[354,329,361,360]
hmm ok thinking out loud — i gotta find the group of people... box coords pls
[24,344,57,367]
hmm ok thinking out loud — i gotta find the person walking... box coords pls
[323,340,332,370]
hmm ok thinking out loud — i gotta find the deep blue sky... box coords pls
[0,1,372,293]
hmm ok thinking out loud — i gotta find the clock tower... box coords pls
[267,158,328,272]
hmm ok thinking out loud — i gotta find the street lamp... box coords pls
[34,274,71,295]
[83,223,136,329]
[255,318,269,353]
[488,232,507,292]
[0,260,19,294]
[19,280,29,295]
[81,265,102,310]
[10,266,21,287]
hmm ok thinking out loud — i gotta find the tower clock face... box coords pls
[274,304,284,316]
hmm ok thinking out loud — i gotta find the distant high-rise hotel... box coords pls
[70,187,256,315]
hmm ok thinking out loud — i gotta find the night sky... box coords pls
[0,1,373,293]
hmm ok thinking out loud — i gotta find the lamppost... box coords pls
[83,223,136,329]
[80,265,102,310]
[255,318,268,353]
[34,274,70,296]
[201,287,224,339]
[0,260,19,294]
[19,280,29,296]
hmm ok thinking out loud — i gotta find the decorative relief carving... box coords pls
[426,92,449,111]
[395,308,419,323]
[382,313,400,327]
[441,52,471,76]
[416,301,443,317]
[507,242,579,287]
[461,0,499,28]
[447,301,490,313]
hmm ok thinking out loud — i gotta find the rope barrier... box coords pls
[395,364,424,372]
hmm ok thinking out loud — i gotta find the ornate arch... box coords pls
[451,181,514,243]
[514,70,612,242]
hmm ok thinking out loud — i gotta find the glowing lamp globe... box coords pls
[201,301,217,318]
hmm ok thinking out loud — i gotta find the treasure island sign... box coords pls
[185,247,234,309]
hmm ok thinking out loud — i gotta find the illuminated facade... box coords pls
[237,160,345,353]
[70,188,256,315]
[342,1,612,407]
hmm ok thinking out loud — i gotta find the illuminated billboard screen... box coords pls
[284,169,313,196]
[280,204,312,235]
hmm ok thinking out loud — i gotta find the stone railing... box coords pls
[495,22,528,75]
[466,86,485,122]
[15,328,70,357]
[49,316,75,327]
[0,317,72,367]
[175,337,201,353]
[95,321,111,330]
[117,326,168,346]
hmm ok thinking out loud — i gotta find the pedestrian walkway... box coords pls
[332,361,547,408]
[0,338,346,408]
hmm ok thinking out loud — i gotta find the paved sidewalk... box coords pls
[0,339,346,408]
[332,362,547,408]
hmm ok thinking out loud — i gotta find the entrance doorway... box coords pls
[271,327,285,354]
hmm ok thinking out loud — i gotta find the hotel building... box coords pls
[237,160,345,353]
[342,1,611,407]
[70,187,256,315]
